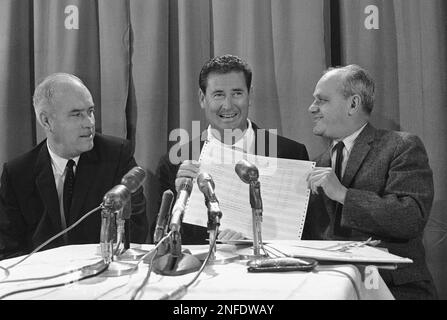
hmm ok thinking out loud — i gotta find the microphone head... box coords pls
[176,177,193,195]
[121,166,146,193]
[103,184,131,211]
[197,172,215,194]
[154,189,175,244]
[235,159,259,184]
[159,189,175,215]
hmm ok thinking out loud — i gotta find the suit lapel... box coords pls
[69,146,100,224]
[34,142,62,231]
[342,123,376,187]
[252,122,270,156]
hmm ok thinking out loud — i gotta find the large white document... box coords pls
[183,141,315,240]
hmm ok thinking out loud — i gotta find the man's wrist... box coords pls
[337,186,347,204]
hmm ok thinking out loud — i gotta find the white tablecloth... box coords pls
[0,243,394,300]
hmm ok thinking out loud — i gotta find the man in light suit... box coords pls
[155,54,309,244]
[0,73,148,260]
[304,65,437,299]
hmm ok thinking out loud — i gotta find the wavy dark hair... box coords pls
[199,54,252,94]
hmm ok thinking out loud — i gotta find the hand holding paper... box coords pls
[307,167,347,204]
[183,142,315,240]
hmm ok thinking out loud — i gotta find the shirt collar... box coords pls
[331,123,367,154]
[47,141,80,174]
[206,119,255,154]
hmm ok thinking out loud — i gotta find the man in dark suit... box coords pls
[155,54,309,244]
[304,65,437,299]
[0,73,148,261]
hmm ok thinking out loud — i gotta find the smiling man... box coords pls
[199,60,251,144]
[303,65,437,299]
[155,55,309,244]
[0,73,148,260]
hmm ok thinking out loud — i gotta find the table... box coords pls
[0,243,394,300]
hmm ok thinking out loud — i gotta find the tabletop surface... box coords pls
[0,242,394,300]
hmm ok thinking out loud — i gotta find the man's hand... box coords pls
[306,167,347,204]
[217,228,245,241]
[175,160,200,190]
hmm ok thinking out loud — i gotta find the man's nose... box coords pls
[221,96,232,110]
[308,102,319,113]
[83,113,95,128]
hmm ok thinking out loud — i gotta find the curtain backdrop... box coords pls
[0,0,446,298]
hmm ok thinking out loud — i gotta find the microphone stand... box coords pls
[207,215,219,262]
[238,180,268,260]
[201,201,240,265]
[250,180,264,257]
[234,160,267,260]
[87,167,148,276]
[141,214,171,265]
[114,202,149,261]
[88,206,137,277]
[152,229,202,276]
[141,231,170,265]
[152,180,201,276]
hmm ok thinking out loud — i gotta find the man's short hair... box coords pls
[326,64,375,114]
[33,73,87,126]
[199,54,252,94]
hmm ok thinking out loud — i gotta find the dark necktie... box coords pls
[334,141,344,181]
[63,159,75,225]
[332,142,351,237]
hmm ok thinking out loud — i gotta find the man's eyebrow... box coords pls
[69,106,94,113]
[314,93,326,99]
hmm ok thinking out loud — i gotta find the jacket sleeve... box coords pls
[0,164,27,260]
[341,134,434,240]
[299,143,309,161]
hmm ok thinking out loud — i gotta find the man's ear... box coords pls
[198,88,206,110]
[39,111,54,133]
[348,95,361,116]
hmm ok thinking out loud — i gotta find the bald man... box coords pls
[0,73,148,260]
[304,65,437,299]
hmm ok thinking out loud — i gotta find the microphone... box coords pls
[235,160,262,211]
[154,190,174,244]
[197,172,222,229]
[197,172,236,264]
[235,159,259,184]
[100,166,146,265]
[235,159,264,257]
[102,166,146,214]
[169,178,193,232]
[121,166,146,193]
